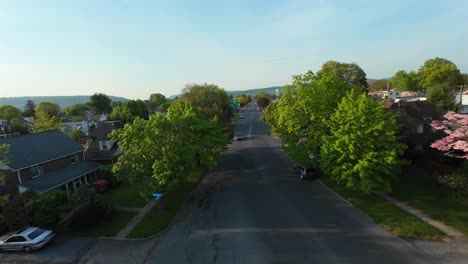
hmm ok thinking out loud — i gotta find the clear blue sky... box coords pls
[1,0,467,99]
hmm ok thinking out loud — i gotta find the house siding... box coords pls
[0,152,85,196]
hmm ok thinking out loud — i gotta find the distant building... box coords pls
[454,94,468,114]
[0,120,20,139]
[85,121,123,164]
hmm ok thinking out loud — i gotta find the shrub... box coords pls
[99,165,120,186]
[2,194,33,230]
[65,185,111,230]
[28,190,68,227]
[436,161,468,196]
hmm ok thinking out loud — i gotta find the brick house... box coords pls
[385,100,446,151]
[0,130,101,196]
[85,121,123,165]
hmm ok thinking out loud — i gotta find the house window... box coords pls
[70,154,79,164]
[100,141,108,150]
[31,165,43,178]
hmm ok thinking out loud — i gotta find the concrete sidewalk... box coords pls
[376,192,468,254]
[115,199,158,238]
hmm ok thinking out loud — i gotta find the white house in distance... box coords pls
[455,94,468,114]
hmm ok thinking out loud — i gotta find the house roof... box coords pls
[385,101,446,120]
[0,130,84,170]
[88,114,108,122]
[85,143,122,161]
[89,121,123,141]
[20,160,101,193]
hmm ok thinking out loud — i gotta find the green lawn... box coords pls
[392,175,468,236]
[100,180,149,208]
[283,144,445,240]
[127,168,204,238]
[60,209,136,237]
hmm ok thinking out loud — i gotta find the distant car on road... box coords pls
[234,133,244,141]
[292,164,317,180]
[0,227,55,252]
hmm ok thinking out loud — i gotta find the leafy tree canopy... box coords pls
[121,100,147,121]
[418,57,462,91]
[391,70,421,91]
[320,91,406,193]
[23,100,36,117]
[182,83,234,127]
[64,103,91,116]
[147,93,168,112]
[89,93,112,114]
[35,102,61,117]
[427,83,456,111]
[317,61,368,91]
[0,105,22,121]
[33,110,61,133]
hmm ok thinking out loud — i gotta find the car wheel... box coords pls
[24,246,32,253]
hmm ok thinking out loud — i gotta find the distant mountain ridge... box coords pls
[0,95,128,110]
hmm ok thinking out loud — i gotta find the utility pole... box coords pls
[459,85,465,114]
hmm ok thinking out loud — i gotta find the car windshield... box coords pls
[27,228,45,240]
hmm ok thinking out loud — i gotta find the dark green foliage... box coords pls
[320,91,406,193]
[436,161,468,196]
[28,190,68,227]
[10,119,30,134]
[99,165,120,186]
[121,99,147,121]
[427,83,456,111]
[391,70,421,91]
[0,105,22,121]
[23,100,36,117]
[64,103,91,116]
[182,83,234,129]
[2,192,36,230]
[418,57,462,91]
[89,93,112,114]
[69,129,87,143]
[318,61,368,92]
[147,93,168,113]
[65,185,111,230]
[35,102,61,117]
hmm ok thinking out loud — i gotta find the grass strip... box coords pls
[60,209,137,237]
[392,175,468,236]
[127,168,204,238]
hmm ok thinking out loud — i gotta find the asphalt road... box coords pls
[146,103,441,264]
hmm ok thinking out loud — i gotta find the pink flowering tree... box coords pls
[430,111,468,159]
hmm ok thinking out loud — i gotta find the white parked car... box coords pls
[0,227,55,252]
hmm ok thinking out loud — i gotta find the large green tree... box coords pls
[275,71,356,158]
[89,93,112,114]
[35,102,61,117]
[391,70,421,91]
[23,100,36,117]
[64,103,91,116]
[418,57,462,91]
[111,101,227,194]
[147,93,168,113]
[0,105,22,121]
[121,100,147,121]
[427,83,456,111]
[317,61,368,92]
[320,91,406,193]
[33,110,61,133]
[236,94,250,107]
[182,83,234,128]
